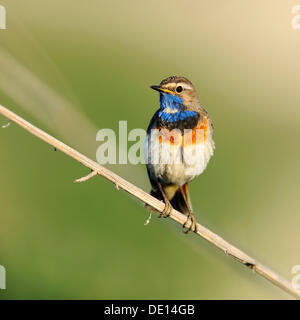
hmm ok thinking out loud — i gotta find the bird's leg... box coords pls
[183,213,198,234]
[157,183,173,218]
[180,186,198,233]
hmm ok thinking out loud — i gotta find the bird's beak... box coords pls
[150,85,162,92]
[150,85,174,95]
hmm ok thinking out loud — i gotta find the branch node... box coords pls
[74,170,97,183]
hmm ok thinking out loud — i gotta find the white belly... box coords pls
[144,130,215,186]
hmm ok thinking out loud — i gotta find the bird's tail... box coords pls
[145,183,192,216]
[170,183,192,216]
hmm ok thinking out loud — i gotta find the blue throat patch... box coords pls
[158,93,197,123]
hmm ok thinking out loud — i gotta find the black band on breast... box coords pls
[156,112,200,131]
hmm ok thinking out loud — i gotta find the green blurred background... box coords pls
[0,1,300,299]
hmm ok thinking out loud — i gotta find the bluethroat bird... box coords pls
[144,76,215,233]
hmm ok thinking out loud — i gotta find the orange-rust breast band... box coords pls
[157,117,209,147]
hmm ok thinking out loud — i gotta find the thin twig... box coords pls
[144,212,152,226]
[74,170,97,183]
[0,104,299,299]
[1,120,11,128]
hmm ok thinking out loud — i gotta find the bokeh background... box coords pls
[0,0,300,299]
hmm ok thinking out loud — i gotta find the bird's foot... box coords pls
[183,212,198,234]
[159,200,172,218]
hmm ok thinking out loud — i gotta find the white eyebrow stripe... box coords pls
[177,82,193,90]
[164,82,193,91]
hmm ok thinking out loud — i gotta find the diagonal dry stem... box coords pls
[0,104,299,299]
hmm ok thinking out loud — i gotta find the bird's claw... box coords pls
[183,212,198,234]
[159,201,172,218]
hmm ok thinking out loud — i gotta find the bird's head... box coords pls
[151,76,200,112]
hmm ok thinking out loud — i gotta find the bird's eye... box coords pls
[176,86,183,93]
